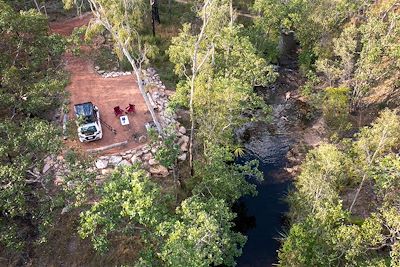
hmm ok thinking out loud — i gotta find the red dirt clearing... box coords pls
[51,14,151,154]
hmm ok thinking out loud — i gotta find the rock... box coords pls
[101,168,113,175]
[180,142,188,152]
[61,206,71,215]
[42,162,52,174]
[285,91,291,101]
[98,70,105,74]
[135,150,144,157]
[149,165,169,177]
[284,165,300,174]
[142,145,150,153]
[94,65,100,70]
[118,159,132,167]
[151,147,157,154]
[122,154,132,160]
[131,155,141,164]
[138,135,147,143]
[178,153,187,161]
[148,158,159,166]
[95,159,108,169]
[178,126,186,134]
[178,135,189,145]
[108,155,123,166]
[143,153,152,162]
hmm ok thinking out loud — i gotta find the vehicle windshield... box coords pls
[81,125,97,135]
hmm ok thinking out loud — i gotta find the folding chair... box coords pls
[125,104,136,114]
[114,106,124,116]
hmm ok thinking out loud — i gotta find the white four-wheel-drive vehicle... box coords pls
[74,102,103,142]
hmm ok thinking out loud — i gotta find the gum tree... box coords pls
[169,0,276,174]
[83,0,163,133]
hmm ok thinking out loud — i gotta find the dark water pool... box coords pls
[235,157,292,267]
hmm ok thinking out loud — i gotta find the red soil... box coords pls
[50,14,151,154]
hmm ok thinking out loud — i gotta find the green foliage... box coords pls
[61,150,97,207]
[322,86,351,134]
[0,3,67,117]
[280,109,400,265]
[158,196,246,267]
[192,144,261,202]
[291,0,400,108]
[155,134,180,169]
[79,166,168,252]
[0,119,61,248]
[0,0,70,253]
[169,4,276,148]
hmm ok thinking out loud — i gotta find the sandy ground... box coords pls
[51,14,151,154]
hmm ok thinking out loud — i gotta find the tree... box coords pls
[79,165,168,252]
[191,143,262,202]
[83,0,163,133]
[280,109,400,266]
[0,1,67,251]
[321,87,351,135]
[169,0,276,174]
[158,196,246,267]
[349,109,400,212]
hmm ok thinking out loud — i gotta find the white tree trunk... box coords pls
[87,0,163,135]
[121,47,163,134]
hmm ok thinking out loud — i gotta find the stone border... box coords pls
[93,67,189,178]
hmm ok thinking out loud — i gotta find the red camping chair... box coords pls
[114,106,125,116]
[125,104,136,114]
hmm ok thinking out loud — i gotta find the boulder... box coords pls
[142,153,152,162]
[135,150,144,157]
[131,155,141,165]
[149,165,169,177]
[180,143,188,152]
[61,206,71,215]
[109,155,123,166]
[118,160,132,167]
[178,126,187,134]
[95,159,108,169]
[101,168,113,175]
[122,154,132,160]
[178,135,189,145]
[43,162,52,174]
[42,156,54,173]
[178,153,187,161]
[148,158,159,166]
[142,145,150,153]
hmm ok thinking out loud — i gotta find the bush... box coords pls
[322,86,351,134]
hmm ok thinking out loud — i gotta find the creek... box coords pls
[234,54,304,266]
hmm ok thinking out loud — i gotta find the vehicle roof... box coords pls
[74,102,94,118]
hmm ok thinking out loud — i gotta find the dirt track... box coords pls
[51,14,151,154]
